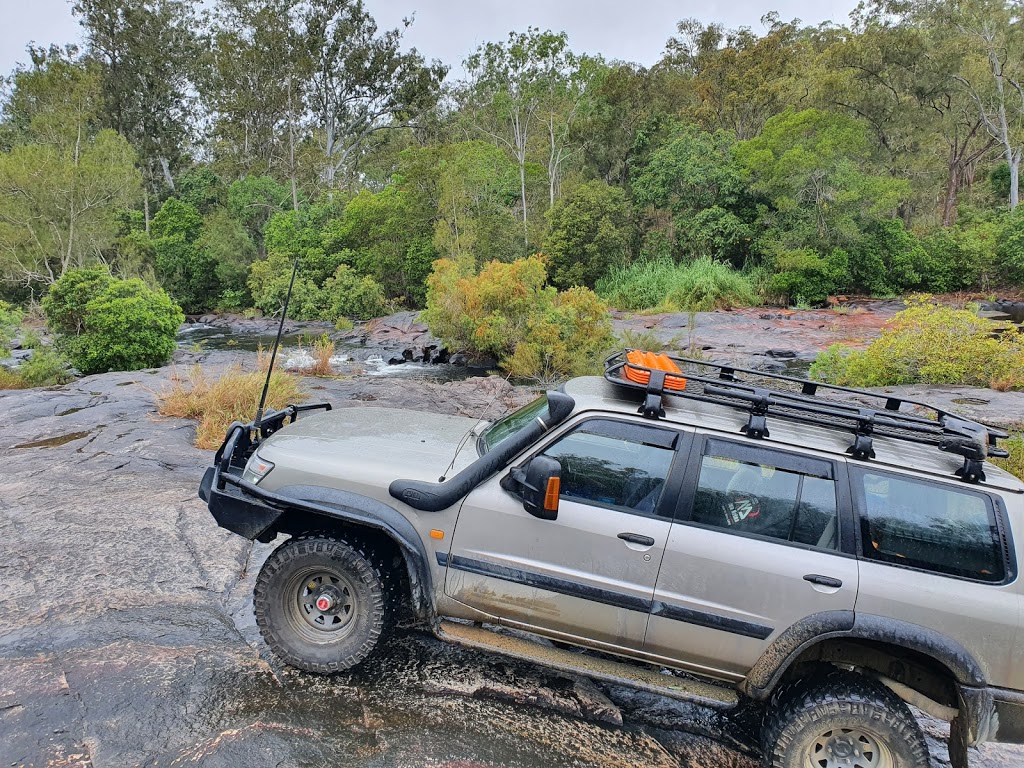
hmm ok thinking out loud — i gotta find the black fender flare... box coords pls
[742,610,987,700]
[269,484,435,618]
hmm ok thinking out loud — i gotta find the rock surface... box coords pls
[1,319,1022,767]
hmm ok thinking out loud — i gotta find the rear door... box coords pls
[644,436,859,679]
[444,417,691,652]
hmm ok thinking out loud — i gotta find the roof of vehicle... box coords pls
[562,375,1024,495]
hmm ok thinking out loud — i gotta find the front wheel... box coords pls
[254,536,387,674]
[762,669,930,768]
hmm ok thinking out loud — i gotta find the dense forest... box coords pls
[3,0,1024,377]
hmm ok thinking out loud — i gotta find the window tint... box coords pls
[541,420,677,514]
[858,472,1004,582]
[481,395,548,452]
[690,448,839,550]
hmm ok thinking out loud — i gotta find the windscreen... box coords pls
[480,395,549,453]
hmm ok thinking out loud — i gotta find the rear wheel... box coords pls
[254,536,386,673]
[762,669,929,768]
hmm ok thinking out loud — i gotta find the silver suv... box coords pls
[200,351,1024,768]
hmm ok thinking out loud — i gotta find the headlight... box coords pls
[242,453,275,485]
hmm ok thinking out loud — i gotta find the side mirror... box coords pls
[504,455,561,520]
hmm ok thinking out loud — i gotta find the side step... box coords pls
[436,620,739,711]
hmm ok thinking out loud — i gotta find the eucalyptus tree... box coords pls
[662,13,805,140]
[819,6,996,225]
[204,0,306,207]
[72,0,200,220]
[0,49,142,288]
[296,0,446,190]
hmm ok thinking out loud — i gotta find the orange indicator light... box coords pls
[430,529,445,540]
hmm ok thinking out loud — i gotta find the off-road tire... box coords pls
[254,536,386,674]
[762,668,929,768]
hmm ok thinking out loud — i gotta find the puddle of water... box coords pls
[15,430,92,448]
[952,397,991,406]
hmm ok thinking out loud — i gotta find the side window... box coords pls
[689,439,839,550]
[856,471,1005,582]
[540,419,678,515]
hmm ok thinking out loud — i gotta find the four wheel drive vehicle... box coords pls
[200,350,1024,768]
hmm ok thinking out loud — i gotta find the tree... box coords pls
[203,0,305,197]
[73,0,201,218]
[662,14,804,139]
[543,180,633,289]
[821,6,996,225]
[297,0,446,189]
[462,29,568,244]
[632,127,753,262]
[0,51,142,289]
[423,141,523,271]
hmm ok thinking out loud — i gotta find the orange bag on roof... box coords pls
[624,350,687,391]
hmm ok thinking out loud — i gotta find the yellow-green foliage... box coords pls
[993,434,1024,482]
[159,364,306,449]
[809,298,1024,390]
[422,256,615,380]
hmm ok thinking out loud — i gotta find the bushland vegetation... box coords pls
[3,1,1024,378]
[809,298,1024,390]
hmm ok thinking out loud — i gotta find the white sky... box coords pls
[1,0,859,79]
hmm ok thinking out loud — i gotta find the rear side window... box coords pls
[856,471,1005,582]
[689,440,840,550]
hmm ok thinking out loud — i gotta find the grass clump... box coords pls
[298,334,336,377]
[596,257,756,312]
[993,434,1024,482]
[159,364,306,449]
[809,297,1024,390]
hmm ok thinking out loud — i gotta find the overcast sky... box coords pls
[2,0,859,79]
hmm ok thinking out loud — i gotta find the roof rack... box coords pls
[604,350,1010,484]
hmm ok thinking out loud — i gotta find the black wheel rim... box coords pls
[284,566,359,644]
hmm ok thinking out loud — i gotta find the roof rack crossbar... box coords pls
[604,351,1008,483]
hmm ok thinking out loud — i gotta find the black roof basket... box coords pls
[604,350,1009,484]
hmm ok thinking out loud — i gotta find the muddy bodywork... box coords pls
[200,374,1024,759]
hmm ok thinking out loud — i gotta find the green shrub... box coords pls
[248,256,388,322]
[41,266,113,336]
[596,257,756,312]
[17,347,73,387]
[997,208,1024,285]
[322,265,389,320]
[919,225,998,292]
[847,219,924,295]
[44,269,184,375]
[422,256,614,380]
[0,300,22,356]
[809,297,1024,389]
[542,180,633,289]
[768,249,849,306]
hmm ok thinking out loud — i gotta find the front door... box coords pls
[645,436,860,679]
[444,418,689,651]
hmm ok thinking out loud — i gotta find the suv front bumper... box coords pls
[199,466,283,541]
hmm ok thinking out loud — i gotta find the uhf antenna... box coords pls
[253,256,300,435]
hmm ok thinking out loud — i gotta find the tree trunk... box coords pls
[942,160,960,227]
[1011,151,1020,210]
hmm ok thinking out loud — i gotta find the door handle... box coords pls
[803,574,843,589]
[618,532,656,547]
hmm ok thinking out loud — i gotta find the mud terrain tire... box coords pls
[762,669,929,768]
[255,536,386,673]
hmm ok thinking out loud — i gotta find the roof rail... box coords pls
[604,350,1010,484]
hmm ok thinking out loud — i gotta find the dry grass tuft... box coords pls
[0,367,25,390]
[303,335,336,377]
[158,364,306,449]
